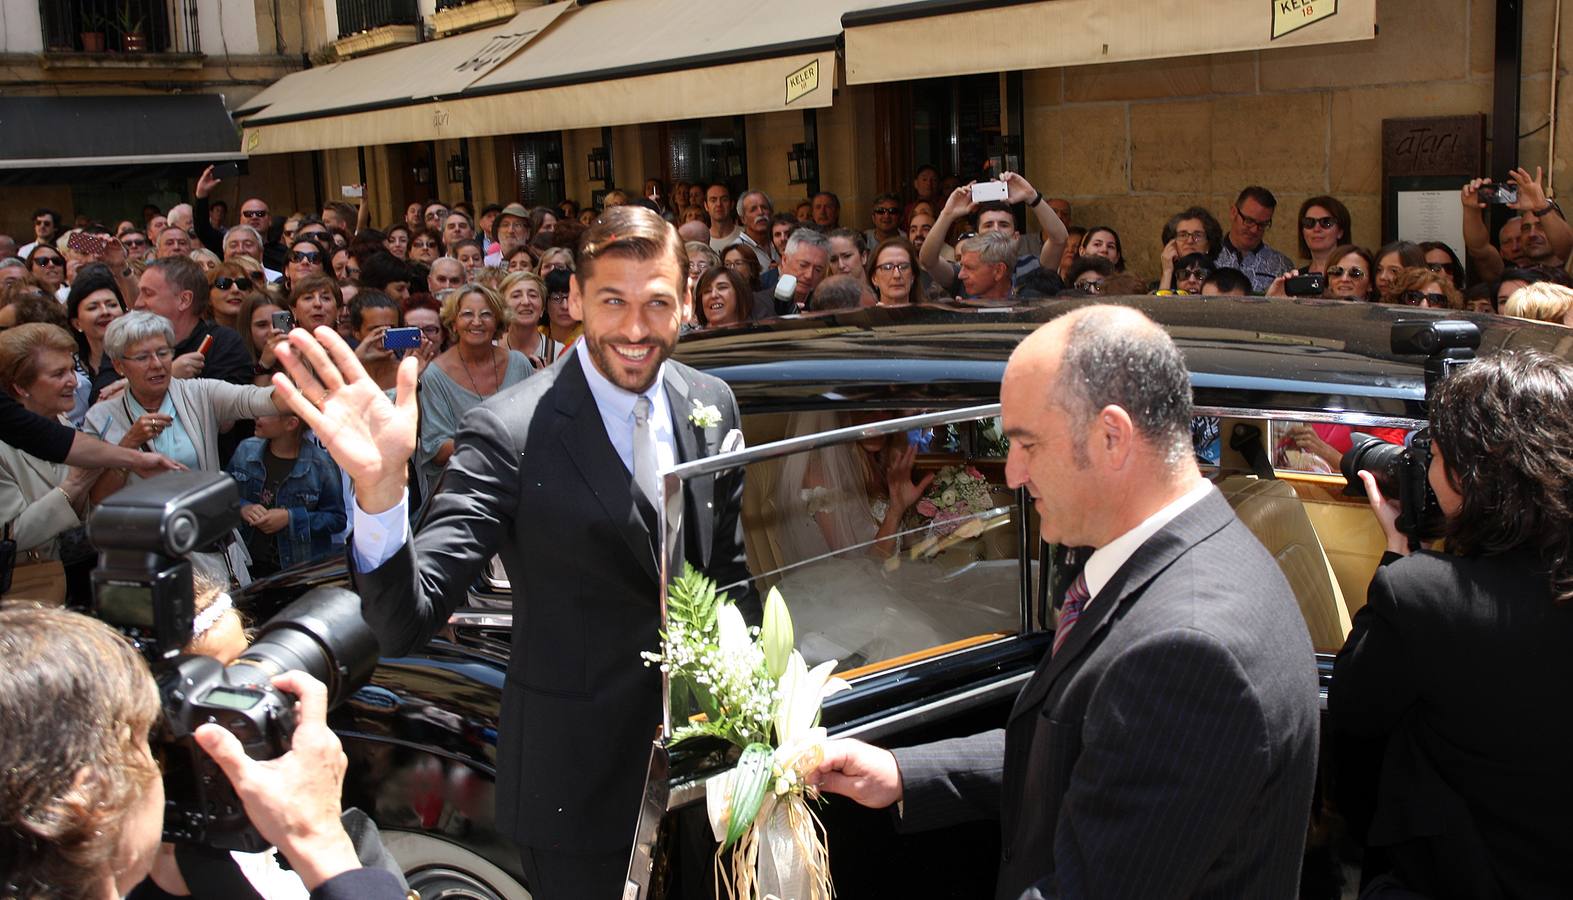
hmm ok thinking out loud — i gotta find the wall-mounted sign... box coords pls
[785,58,820,105]
[1272,0,1337,40]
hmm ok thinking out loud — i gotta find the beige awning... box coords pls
[842,0,1377,84]
[242,0,874,156]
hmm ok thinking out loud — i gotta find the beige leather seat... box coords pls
[1216,474,1352,651]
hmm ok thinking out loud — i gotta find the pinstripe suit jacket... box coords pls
[892,489,1320,899]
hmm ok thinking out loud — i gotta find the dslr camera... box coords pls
[89,471,379,852]
[1340,320,1481,549]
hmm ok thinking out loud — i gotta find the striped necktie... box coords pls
[1052,571,1091,657]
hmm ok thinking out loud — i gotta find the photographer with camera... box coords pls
[1329,349,1573,898]
[0,607,405,900]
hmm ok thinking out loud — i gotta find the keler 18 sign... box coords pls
[1271,0,1337,39]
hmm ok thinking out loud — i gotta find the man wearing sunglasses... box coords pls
[193,164,285,271]
[864,192,904,251]
[18,208,60,259]
[1213,185,1294,293]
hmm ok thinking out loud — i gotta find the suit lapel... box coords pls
[555,353,661,584]
[663,367,715,565]
[1007,489,1236,725]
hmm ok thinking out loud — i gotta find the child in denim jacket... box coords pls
[226,413,345,578]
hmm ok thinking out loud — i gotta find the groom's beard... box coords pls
[585,333,675,394]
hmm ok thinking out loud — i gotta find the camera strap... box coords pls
[172,844,266,900]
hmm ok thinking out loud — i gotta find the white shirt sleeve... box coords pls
[351,489,410,572]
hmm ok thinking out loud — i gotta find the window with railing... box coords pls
[336,0,422,38]
[40,0,200,54]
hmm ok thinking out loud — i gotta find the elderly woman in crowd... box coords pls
[694,267,751,328]
[206,260,258,331]
[66,263,127,405]
[868,237,923,306]
[498,270,549,363]
[1157,207,1223,290]
[536,246,574,280]
[0,324,100,606]
[84,311,289,580]
[417,284,533,500]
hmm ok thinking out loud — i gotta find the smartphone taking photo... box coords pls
[1476,183,1519,206]
[270,311,295,333]
[970,181,1009,203]
[381,327,422,351]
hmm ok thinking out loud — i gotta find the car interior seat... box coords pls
[1215,473,1353,652]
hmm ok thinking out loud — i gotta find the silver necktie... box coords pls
[633,395,659,509]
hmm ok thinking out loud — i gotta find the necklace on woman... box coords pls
[460,346,503,396]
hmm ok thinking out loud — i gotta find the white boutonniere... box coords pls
[688,399,722,429]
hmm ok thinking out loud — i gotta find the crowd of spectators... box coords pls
[2,160,1571,605]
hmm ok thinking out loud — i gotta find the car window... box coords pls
[1202,413,1420,653]
[671,407,1030,688]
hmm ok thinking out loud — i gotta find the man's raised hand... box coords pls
[273,326,417,513]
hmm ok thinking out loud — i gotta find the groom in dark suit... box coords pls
[271,205,754,898]
[817,306,1320,899]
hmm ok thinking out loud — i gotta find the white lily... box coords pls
[774,651,851,749]
[716,602,751,657]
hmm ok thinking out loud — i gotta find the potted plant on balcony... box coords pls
[112,2,147,53]
[79,12,108,52]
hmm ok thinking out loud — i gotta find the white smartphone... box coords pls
[971,180,1008,203]
[341,184,365,199]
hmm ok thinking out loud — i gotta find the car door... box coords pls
[627,404,1048,899]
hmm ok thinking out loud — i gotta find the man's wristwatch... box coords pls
[1029,191,1045,208]
[1533,200,1563,218]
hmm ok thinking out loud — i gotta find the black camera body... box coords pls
[89,472,378,851]
[1340,320,1481,549]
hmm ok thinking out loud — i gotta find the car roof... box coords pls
[675,296,1573,420]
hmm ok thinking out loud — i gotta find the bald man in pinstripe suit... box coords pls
[817,307,1320,899]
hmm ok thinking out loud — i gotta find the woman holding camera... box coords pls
[1330,350,1573,898]
[0,323,99,606]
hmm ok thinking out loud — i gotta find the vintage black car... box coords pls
[237,297,1573,899]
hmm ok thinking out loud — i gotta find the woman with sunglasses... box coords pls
[1319,245,1377,301]
[26,245,66,295]
[284,236,328,290]
[408,227,442,266]
[1389,266,1465,310]
[1295,196,1351,274]
[206,261,256,331]
[1419,241,1466,290]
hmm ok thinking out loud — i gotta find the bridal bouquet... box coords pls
[642,566,849,900]
[911,464,994,537]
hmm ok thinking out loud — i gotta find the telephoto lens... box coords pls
[1340,432,1408,499]
[224,585,381,708]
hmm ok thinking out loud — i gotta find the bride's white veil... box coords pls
[774,410,878,568]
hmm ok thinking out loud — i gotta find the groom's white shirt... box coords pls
[351,341,675,572]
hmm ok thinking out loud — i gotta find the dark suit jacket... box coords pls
[1330,545,1573,899]
[354,351,753,852]
[893,489,1320,899]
